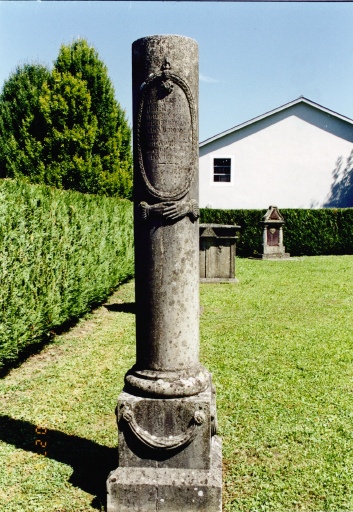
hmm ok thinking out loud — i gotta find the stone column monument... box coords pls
[107,35,222,512]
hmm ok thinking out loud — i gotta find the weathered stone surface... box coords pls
[107,436,222,512]
[258,206,290,259]
[200,224,240,282]
[133,36,198,202]
[127,34,207,398]
[106,35,222,512]
[117,384,212,469]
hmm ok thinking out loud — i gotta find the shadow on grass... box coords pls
[0,315,83,380]
[104,302,135,314]
[0,278,135,380]
[0,414,117,510]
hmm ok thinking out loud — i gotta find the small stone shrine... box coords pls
[106,35,222,512]
[259,206,290,259]
[200,224,240,282]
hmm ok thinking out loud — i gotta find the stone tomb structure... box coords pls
[259,206,290,259]
[199,223,240,282]
[106,35,222,511]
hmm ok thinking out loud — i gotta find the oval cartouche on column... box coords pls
[125,35,209,397]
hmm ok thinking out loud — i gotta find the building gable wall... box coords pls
[199,103,353,209]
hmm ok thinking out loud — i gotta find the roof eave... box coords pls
[199,97,353,147]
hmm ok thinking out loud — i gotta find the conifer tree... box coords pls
[0,39,132,198]
[38,69,100,192]
[0,64,50,181]
[51,39,132,197]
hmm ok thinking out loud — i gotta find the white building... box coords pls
[199,97,353,209]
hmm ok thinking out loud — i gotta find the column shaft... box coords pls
[126,35,208,397]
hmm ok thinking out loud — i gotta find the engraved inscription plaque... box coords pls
[268,227,279,246]
[137,69,197,200]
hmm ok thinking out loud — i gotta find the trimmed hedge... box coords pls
[200,208,353,257]
[0,179,134,370]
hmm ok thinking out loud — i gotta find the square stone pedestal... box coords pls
[200,224,239,283]
[107,436,222,512]
[107,384,222,511]
[116,388,213,470]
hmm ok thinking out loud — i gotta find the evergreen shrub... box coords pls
[200,208,353,257]
[0,40,133,199]
[0,179,133,370]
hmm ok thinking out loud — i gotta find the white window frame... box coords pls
[211,155,234,186]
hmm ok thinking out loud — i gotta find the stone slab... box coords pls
[107,436,222,512]
[200,277,239,284]
[257,253,290,260]
[200,235,237,281]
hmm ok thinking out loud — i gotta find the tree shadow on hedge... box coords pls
[324,150,353,207]
[0,414,116,510]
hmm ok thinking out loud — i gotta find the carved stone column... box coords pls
[125,34,209,398]
[263,223,268,247]
[279,225,284,246]
[107,35,222,512]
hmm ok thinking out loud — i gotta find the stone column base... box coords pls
[117,386,213,470]
[107,436,222,512]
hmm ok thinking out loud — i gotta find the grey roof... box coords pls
[200,97,353,147]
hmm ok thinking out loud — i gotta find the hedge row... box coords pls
[200,208,353,257]
[0,179,134,371]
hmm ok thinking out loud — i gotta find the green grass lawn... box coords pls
[1,256,353,511]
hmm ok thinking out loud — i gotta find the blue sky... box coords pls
[1,2,353,142]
